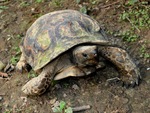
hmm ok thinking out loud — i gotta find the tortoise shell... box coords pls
[21,10,109,71]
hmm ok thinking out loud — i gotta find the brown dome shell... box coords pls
[21,10,109,71]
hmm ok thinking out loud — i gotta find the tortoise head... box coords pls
[73,45,99,67]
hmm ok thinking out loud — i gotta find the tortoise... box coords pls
[16,10,141,95]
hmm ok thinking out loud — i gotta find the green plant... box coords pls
[75,0,80,4]
[28,70,37,78]
[120,1,150,31]
[118,1,150,42]
[76,0,99,14]
[140,45,150,58]
[16,34,23,39]
[79,6,87,14]
[0,6,8,10]
[35,0,43,3]
[127,0,138,5]
[13,46,21,55]
[51,0,63,7]
[4,109,12,113]
[52,101,73,113]
[10,56,19,65]
[89,0,98,5]
[10,46,21,65]
[19,1,30,7]
[0,5,8,13]
[114,30,139,42]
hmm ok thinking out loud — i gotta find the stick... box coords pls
[0,72,9,78]
[100,1,120,8]
[126,17,140,33]
[72,105,91,112]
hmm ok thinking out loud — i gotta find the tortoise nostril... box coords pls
[94,53,97,57]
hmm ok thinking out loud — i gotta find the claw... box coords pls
[139,74,142,79]
[123,83,129,88]
[16,61,26,73]
[135,78,139,85]
[130,82,136,87]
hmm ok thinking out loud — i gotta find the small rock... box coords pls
[50,98,57,105]
[147,67,150,71]
[53,101,60,107]
[0,96,3,101]
[125,89,135,97]
[72,84,79,90]
[21,96,28,107]
[63,93,67,97]
[122,97,129,104]
[54,84,61,89]
[0,61,5,71]
[20,96,27,103]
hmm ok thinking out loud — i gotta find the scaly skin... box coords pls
[16,46,27,72]
[98,46,141,87]
[17,45,141,95]
[22,68,53,95]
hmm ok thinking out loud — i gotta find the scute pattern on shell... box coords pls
[22,10,109,71]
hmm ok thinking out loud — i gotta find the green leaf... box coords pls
[0,6,8,10]
[128,0,138,5]
[10,56,19,65]
[144,53,150,58]
[75,0,80,4]
[36,0,42,3]
[65,107,73,113]
[52,106,61,112]
[59,101,66,110]
[80,6,87,14]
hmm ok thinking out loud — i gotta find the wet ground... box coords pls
[0,0,150,113]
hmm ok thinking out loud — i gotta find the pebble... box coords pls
[72,84,79,90]
[122,98,129,104]
[0,96,3,101]
[54,84,61,89]
[63,93,67,97]
[125,89,135,97]
[50,98,57,105]
[0,61,5,71]
[20,96,27,103]
[53,101,60,107]
[147,67,150,70]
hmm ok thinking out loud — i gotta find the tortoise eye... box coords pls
[82,53,88,58]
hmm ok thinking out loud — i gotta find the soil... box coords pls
[0,0,149,113]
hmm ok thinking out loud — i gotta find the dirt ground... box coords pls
[0,0,150,113]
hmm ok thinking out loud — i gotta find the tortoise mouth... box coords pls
[83,59,99,66]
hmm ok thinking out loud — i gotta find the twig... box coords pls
[0,0,10,5]
[126,17,140,33]
[0,0,6,2]
[0,71,9,78]
[106,77,120,82]
[100,1,120,8]
[72,105,91,112]
[129,42,140,54]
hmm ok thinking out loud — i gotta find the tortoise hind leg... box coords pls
[16,52,27,72]
[98,46,141,87]
[16,46,29,72]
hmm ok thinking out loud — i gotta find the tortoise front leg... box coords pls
[16,46,28,72]
[98,46,141,87]
[22,68,52,95]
